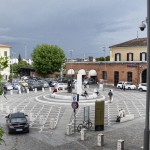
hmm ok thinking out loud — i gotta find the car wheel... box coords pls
[139,88,143,92]
[128,87,131,90]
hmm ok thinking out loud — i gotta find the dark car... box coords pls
[5,112,29,134]
[28,81,43,91]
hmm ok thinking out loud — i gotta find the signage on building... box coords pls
[127,65,138,68]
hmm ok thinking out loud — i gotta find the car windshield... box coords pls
[11,117,26,123]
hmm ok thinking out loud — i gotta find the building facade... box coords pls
[66,38,147,86]
[0,44,11,80]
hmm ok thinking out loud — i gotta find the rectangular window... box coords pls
[102,71,107,80]
[127,72,132,82]
[115,53,121,61]
[4,51,7,57]
[127,53,133,61]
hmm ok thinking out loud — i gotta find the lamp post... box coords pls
[103,47,106,88]
[69,50,73,93]
[11,52,15,82]
[139,1,150,149]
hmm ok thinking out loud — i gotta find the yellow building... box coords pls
[110,38,147,62]
[0,44,11,80]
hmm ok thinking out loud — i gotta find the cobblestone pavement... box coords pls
[0,87,148,150]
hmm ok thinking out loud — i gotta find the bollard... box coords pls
[10,90,13,95]
[80,128,86,141]
[50,118,55,129]
[117,139,124,150]
[66,124,72,135]
[49,87,51,92]
[18,90,21,94]
[26,89,29,93]
[35,88,37,93]
[97,133,104,147]
[42,87,45,92]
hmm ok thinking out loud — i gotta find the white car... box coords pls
[124,82,136,90]
[117,81,136,90]
[138,83,147,91]
[55,83,68,90]
[117,81,124,89]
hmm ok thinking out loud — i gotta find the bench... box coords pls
[120,114,134,122]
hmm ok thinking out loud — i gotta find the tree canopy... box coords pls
[0,56,8,144]
[0,56,8,71]
[32,44,65,76]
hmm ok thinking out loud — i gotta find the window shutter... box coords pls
[140,53,142,61]
[115,53,117,61]
[127,53,129,61]
[145,53,147,61]
[131,53,133,61]
[119,53,121,61]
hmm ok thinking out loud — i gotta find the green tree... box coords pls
[10,61,32,77]
[18,53,22,62]
[95,55,110,61]
[0,56,8,145]
[32,44,65,76]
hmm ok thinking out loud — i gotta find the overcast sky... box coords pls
[0,0,147,59]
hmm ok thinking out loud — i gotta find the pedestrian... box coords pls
[116,110,122,122]
[3,86,7,99]
[123,82,126,91]
[53,88,57,93]
[108,89,113,103]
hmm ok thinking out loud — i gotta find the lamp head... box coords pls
[139,22,146,31]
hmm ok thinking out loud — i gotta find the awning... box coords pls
[78,69,86,75]
[67,69,75,75]
[88,69,97,76]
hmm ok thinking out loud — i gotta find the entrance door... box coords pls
[114,71,119,86]
[141,69,147,83]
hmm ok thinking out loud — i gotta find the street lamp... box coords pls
[69,50,73,93]
[139,1,150,149]
[11,52,15,82]
[102,47,107,88]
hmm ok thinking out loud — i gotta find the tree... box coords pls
[18,53,22,62]
[32,44,65,76]
[95,55,110,61]
[0,56,8,145]
[0,56,8,71]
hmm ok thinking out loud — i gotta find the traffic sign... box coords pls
[72,95,77,102]
[71,102,79,109]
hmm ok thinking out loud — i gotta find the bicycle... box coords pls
[77,120,92,132]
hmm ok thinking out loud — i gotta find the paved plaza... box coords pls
[0,86,148,150]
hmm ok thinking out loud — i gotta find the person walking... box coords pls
[108,89,113,103]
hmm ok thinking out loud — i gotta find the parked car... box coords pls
[124,82,136,90]
[5,112,29,134]
[55,82,68,90]
[11,82,20,90]
[138,83,147,91]
[4,82,13,91]
[28,81,43,91]
[38,80,49,88]
[19,81,28,87]
[83,78,95,85]
[117,81,136,90]
[50,80,58,87]
[116,81,124,89]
